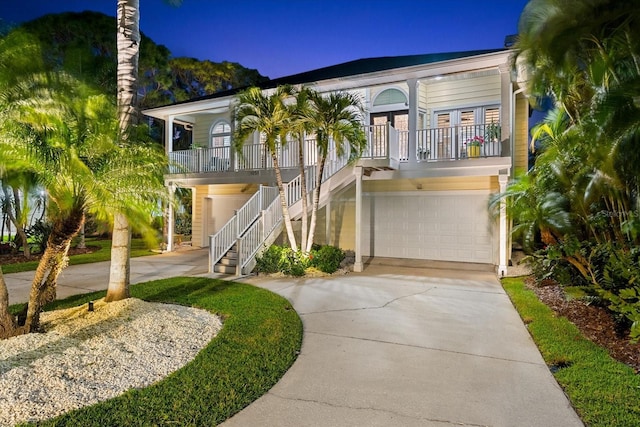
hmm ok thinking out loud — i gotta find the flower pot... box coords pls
[467,145,480,158]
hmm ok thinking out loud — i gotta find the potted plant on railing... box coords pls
[466,136,484,158]
[486,122,501,143]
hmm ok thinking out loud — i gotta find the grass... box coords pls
[502,277,640,427]
[16,276,303,426]
[1,238,155,274]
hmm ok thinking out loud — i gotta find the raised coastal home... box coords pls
[143,48,529,276]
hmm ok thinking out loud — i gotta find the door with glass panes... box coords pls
[370,111,408,159]
[433,107,499,159]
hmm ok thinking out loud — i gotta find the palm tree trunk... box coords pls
[3,187,30,257]
[306,154,326,252]
[273,153,298,252]
[0,268,19,339]
[108,0,140,301]
[24,207,84,332]
[106,212,131,302]
[298,136,308,252]
[116,0,140,133]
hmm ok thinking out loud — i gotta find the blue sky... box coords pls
[3,0,530,79]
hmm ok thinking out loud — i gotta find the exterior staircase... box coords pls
[213,243,238,274]
[208,146,355,276]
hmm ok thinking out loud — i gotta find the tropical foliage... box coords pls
[496,0,640,340]
[16,11,266,110]
[232,85,366,254]
[0,30,167,337]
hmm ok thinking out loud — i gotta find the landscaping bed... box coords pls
[525,277,640,373]
[0,245,99,265]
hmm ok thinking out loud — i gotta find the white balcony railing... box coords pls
[170,123,503,175]
[415,123,501,161]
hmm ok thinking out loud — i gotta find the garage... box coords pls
[363,191,495,264]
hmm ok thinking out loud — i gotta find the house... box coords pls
[142,48,529,276]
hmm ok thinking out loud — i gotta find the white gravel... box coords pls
[0,298,222,426]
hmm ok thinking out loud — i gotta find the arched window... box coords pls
[373,88,407,106]
[210,121,231,147]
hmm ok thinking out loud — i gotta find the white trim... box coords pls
[363,189,491,197]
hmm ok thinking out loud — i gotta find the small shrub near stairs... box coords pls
[256,244,345,276]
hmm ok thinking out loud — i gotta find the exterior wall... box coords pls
[313,186,356,250]
[191,185,208,247]
[191,183,258,247]
[513,94,529,173]
[425,73,501,111]
[192,113,231,148]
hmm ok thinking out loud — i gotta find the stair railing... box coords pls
[211,141,353,274]
[209,185,279,272]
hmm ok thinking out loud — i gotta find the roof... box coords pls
[151,48,507,109]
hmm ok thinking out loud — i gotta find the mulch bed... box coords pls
[525,276,640,373]
[0,246,100,266]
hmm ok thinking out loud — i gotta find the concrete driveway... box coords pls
[5,251,583,426]
[4,248,210,305]
[224,265,583,427]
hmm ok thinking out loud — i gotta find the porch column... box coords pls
[167,182,176,252]
[353,166,364,272]
[498,173,509,276]
[165,115,174,155]
[499,64,512,157]
[325,192,332,246]
[407,78,418,166]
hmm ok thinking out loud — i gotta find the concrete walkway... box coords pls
[4,248,210,305]
[5,252,583,426]
[224,265,583,427]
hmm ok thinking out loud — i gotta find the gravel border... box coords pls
[0,298,222,426]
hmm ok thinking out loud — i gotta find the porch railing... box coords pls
[168,146,231,173]
[170,122,502,175]
[415,123,501,161]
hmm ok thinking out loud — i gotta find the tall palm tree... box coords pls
[286,87,315,250]
[107,0,142,302]
[304,91,366,252]
[108,0,183,301]
[0,72,167,336]
[233,85,300,251]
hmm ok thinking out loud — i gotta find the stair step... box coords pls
[219,257,237,266]
[214,264,236,274]
[224,252,238,260]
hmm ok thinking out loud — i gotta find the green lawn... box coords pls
[17,277,303,426]
[2,238,156,274]
[502,277,640,427]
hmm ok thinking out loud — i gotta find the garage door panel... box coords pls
[369,192,493,264]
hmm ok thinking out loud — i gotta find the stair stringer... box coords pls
[288,164,356,220]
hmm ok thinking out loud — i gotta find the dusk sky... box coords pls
[3,0,530,79]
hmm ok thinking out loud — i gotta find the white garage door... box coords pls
[365,191,494,264]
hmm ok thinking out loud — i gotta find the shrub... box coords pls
[256,244,346,276]
[255,245,308,276]
[255,245,283,274]
[310,245,344,274]
[27,220,52,254]
[278,247,308,277]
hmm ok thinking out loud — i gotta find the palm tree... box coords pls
[232,85,300,251]
[107,0,142,302]
[108,0,184,301]
[304,91,366,252]
[0,72,167,336]
[286,87,315,250]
